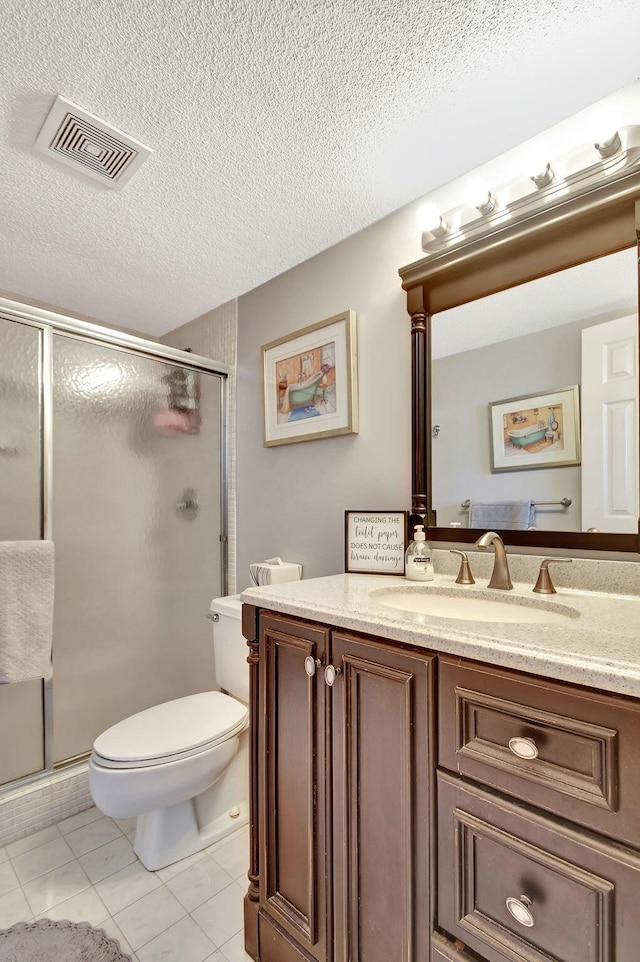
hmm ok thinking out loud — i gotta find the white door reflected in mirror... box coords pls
[581,314,638,533]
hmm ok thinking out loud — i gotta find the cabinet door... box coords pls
[330,631,434,962]
[259,614,329,962]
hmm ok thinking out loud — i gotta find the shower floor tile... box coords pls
[0,807,252,961]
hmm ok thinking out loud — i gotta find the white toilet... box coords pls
[88,595,249,871]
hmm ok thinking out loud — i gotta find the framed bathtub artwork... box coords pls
[262,310,358,446]
[489,385,581,472]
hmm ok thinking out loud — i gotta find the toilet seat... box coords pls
[92,691,248,770]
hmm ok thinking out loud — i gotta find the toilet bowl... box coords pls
[88,595,249,871]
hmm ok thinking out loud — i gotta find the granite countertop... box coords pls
[241,571,640,698]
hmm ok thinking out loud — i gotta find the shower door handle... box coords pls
[176,488,199,519]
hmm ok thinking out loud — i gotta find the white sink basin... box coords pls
[371,587,578,624]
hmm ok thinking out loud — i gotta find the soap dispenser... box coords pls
[404,525,434,582]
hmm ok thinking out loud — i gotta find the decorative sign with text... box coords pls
[344,510,407,575]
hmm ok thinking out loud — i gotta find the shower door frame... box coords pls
[0,296,231,789]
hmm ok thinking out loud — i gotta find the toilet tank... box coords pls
[210,595,249,704]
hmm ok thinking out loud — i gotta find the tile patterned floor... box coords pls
[0,807,252,961]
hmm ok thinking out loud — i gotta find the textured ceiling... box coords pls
[1,0,640,337]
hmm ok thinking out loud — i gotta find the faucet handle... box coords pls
[450,550,475,585]
[533,558,572,594]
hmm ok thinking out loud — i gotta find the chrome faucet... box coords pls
[475,531,513,590]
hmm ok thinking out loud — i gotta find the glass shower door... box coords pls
[51,336,224,763]
[0,318,45,783]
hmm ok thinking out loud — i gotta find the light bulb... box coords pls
[464,178,496,215]
[416,203,448,237]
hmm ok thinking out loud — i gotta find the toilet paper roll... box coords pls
[249,557,302,586]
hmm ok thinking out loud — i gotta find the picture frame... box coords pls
[345,510,407,575]
[489,385,581,472]
[262,310,358,447]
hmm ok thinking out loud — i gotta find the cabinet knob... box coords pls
[304,656,321,677]
[505,894,535,927]
[508,736,539,760]
[324,664,342,687]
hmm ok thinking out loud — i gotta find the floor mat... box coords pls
[0,918,132,961]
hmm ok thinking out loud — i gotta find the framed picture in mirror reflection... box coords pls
[489,385,581,472]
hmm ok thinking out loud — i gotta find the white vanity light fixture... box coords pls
[419,124,640,255]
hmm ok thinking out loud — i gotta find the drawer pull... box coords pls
[506,895,535,927]
[508,736,539,760]
[304,656,321,677]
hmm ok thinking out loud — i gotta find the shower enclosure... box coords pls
[0,301,228,789]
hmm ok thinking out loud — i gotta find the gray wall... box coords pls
[235,210,417,588]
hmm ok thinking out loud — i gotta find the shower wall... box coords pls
[0,313,227,788]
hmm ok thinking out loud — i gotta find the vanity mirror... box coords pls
[399,162,640,553]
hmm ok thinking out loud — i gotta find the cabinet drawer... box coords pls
[437,771,640,962]
[439,657,640,847]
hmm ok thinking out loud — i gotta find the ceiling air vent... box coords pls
[35,95,153,189]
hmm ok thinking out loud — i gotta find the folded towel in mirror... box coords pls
[468,500,536,531]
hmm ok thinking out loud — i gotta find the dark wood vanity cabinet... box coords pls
[254,611,434,962]
[247,609,640,962]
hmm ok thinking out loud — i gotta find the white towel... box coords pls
[0,541,54,684]
[468,500,536,531]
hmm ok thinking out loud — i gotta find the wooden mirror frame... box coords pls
[399,171,640,553]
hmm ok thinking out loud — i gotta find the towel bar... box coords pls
[461,498,571,508]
